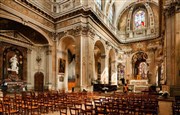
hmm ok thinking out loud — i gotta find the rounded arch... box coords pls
[109,48,116,60]
[115,1,158,28]
[94,40,106,54]
[133,7,147,30]
[59,36,76,56]
[0,15,52,45]
[94,40,106,84]
[58,36,76,91]
[132,51,148,79]
[58,35,76,49]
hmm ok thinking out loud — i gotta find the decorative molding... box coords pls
[164,0,180,17]
[0,30,34,47]
[58,25,96,38]
[49,32,59,41]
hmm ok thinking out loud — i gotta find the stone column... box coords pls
[45,46,53,90]
[27,49,32,90]
[175,13,180,86]
[101,54,106,84]
[152,47,157,85]
[72,27,81,90]
[73,25,95,91]
[124,51,132,81]
[165,12,176,86]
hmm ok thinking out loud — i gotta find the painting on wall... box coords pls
[59,58,66,74]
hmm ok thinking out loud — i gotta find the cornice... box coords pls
[15,0,54,21]
[58,24,96,39]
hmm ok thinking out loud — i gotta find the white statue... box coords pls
[8,55,19,74]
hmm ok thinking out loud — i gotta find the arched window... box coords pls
[134,10,145,29]
[96,0,102,10]
[108,5,114,23]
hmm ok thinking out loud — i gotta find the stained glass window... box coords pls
[134,10,145,29]
[96,0,102,10]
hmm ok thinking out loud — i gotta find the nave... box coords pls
[0,90,179,115]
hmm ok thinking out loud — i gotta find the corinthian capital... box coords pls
[68,25,95,37]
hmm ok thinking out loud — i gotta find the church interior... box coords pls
[0,0,180,114]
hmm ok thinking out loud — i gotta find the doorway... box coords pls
[34,72,44,91]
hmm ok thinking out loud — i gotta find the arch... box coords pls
[59,35,76,50]
[94,40,106,84]
[117,63,125,85]
[58,36,76,91]
[132,52,148,79]
[115,1,158,28]
[0,15,52,45]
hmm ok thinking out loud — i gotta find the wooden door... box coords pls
[34,72,44,91]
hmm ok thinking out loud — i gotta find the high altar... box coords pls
[129,79,149,92]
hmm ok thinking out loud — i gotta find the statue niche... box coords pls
[7,55,19,81]
[3,47,24,82]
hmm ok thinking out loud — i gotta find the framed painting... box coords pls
[59,58,65,74]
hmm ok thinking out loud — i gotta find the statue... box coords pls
[8,55,19,74]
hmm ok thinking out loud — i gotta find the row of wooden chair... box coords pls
[0,91,159,115]
[172,96,180,115]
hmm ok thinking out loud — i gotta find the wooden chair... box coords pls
[82,104,94,115]
[3,103,19,115]
[27,99,40,115]
[94,104,107,115]
[0,100,4,114]
[172,101,180,115]
[70,107,82,115]
[59,105,68,115]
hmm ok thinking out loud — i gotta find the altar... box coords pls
[129,80,149,92]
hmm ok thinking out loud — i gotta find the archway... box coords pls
[59,36,76,91]
[94,40,106,84]
[0,18,50,91]
[117,63,125,85]
[132,52,148,79]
